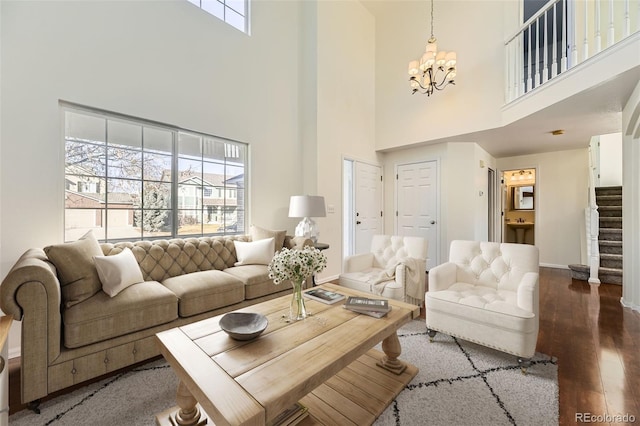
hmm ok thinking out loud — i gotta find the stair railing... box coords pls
[586,138,600,284]
[505,0,640,103]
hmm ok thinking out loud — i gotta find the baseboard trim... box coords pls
[540,263,569,269]
[620,297,640,313]
[316,275,339,284]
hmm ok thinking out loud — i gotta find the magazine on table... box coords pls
[344,296,389,313]
[303,288,345,304]
[343,305,391,318]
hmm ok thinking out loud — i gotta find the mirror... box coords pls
[512,185,534,210]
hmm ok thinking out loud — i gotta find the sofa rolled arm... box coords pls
[1,249,60,321]
[427,262,457,292]
[343,253,374,273]
[1,248,64,404]
[516,272,539,313]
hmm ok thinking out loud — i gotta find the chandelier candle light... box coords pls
[408,0,457,95]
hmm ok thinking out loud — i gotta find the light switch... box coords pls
[327,204,335,214]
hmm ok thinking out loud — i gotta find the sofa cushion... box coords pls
[224,265,282,299]
[162,270,245,317]
[44,230,104,308]
[234,238,275,266]
[426,283,535,333]
[250,225,286,252]
[94,248,144,297]
[63,281,178,348]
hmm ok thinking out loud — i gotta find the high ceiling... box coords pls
[423,66,640,158]
[362,0,640,158]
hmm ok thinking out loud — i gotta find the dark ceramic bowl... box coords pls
[219,312,268,341]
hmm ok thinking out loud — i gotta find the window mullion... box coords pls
[171,131,179,238]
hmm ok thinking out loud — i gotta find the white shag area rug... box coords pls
[10,320,558,426]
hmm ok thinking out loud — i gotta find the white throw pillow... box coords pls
[234,237,275,266]
[94,248,144,297]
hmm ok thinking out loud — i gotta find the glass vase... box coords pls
[289,279,308,321]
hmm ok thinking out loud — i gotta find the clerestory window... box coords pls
[63,104,247,242]
[187,0,249,33]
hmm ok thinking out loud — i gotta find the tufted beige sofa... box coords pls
[0,234,310,408]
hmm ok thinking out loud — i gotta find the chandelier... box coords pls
[408,0,457,96]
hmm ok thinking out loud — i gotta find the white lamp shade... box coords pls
[445,51,457,68]
[408,60,419,75]
[426,41,437,55]
[436,51,447,66]
[288,195,326,218]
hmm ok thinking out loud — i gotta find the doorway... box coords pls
[395,160,439,270]
[502,168,536,245]
[343,159,383,257]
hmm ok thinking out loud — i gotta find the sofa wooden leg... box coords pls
[27,399,41,414]
[426,328,437,342]
[518,357,532,375]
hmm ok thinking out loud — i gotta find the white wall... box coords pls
[0,0,307,355]
[314,0,378,282]
[497,149,589,267]
[622,80,640,313]
[374,0,508,151]
[599,132,623,186]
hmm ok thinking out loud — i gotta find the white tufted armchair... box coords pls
[426,240,539,369]
[338,235,427,305]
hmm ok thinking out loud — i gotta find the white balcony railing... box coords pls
[505,0,640,103]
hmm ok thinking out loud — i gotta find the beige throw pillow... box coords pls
[44,230,104,308]
[234,237,275,266]
[94,248,144,297]
[250,224,286,252]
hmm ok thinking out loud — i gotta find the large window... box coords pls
[187,0,248,33]
[64,105,246,242]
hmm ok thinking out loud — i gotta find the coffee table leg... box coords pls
[174,380,206,426]
[376,331,407,375]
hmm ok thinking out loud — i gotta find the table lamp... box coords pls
[288,195,326,242]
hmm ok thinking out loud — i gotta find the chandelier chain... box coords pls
[408,0,456,96]
[430,0,434,39]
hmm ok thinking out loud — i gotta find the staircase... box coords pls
[569,186,622,284]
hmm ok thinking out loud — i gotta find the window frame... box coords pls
[187,0,250,34]
[62,103,248,243]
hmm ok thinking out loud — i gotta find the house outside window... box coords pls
[63,105,247,242]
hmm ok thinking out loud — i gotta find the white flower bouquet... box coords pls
[268,246,327,285]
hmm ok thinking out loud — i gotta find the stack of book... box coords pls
[343,296,391,318]
[269,402,308,426]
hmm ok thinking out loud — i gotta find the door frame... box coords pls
[394,158,441,269]
[500,166,539,244]
[342,156,384,259]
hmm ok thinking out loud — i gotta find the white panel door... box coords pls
[354,162,382,254]
[396,161,438,270]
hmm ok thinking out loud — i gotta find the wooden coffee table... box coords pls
[155,283,420,426]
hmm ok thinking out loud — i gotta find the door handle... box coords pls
[430,220,436,225]
[356,221,362,225]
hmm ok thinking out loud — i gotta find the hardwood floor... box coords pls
[6,267,640,424]
[535,268,640,425]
